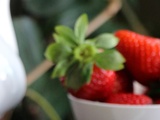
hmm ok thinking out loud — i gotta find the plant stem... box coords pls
[26,89,61,120]
[27,60,53,85]
[87,0,122,36]
[121,0,149,35]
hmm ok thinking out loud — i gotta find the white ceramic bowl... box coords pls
[68,94,160,120]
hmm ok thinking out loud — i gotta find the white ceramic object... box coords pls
[0,0,18,53]
[68,82,160,120]
[0,0,26,118]
[68,94,160,120]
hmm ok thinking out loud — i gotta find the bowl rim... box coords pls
[68,94,160,109]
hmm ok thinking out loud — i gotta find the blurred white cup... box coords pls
[0,0,26,118]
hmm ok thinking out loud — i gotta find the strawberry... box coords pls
[69,66,133,101]
[115,30,160,86]
[107,93,153,105]
[45,14,125,101]
[69,65,116,101]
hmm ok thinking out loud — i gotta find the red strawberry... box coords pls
[115,30,160,86]
[45,14,126,102]
[69,65,133,101]
[69,65,116,101]
[107,93,153,105]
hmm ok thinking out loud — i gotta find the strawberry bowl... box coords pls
[68,94,160,120]
[68,82,160,120]
[44,13,160,120]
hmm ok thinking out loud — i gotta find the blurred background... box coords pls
[9,0,160,119]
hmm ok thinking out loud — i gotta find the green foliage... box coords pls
[55,26,77,46]
[74,14,88,43]
[65,61,93,89]
[13,16,45,73]
[45,14,125,90]
[94,33,119,49]
[23,0,75,17]
[26,89,61,120]
[94,49,125,70]
[45,43,72,63]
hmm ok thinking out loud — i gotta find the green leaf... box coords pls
[74,14,88,43]
[55,25,77,47]
[82,62,93,83]
[65,62,93,89]
[95,33,119,49]
[52,60,68,78]
[45,43,72,63]
[53,33,75,48]
[94,49,126,70]
[13,17,44,73]
[52,59,73,78]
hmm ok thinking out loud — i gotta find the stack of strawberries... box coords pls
[71,30,160,105]
[45,14,160,105]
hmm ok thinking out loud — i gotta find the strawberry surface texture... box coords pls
[69,65,133,101]
[115,30,160,86]
[107,93,153,105]
[69,65,116,101]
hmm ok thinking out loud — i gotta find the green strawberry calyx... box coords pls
[45,14,125,90]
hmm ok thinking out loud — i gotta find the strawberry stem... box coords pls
[45,14,125,89]
[73,43,98,63]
